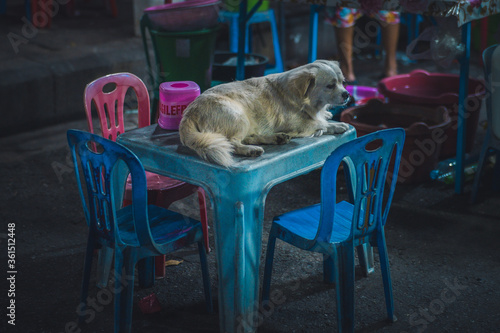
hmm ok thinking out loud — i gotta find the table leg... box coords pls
[213,195,264,333]
[455,22,471,194]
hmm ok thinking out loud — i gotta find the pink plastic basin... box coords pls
[377,69,486,158]
[144,0,221,32]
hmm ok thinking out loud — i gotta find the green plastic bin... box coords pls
[141,15,219,120]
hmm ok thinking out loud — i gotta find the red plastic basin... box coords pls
[377,69,486,158]
[341,99,451,184]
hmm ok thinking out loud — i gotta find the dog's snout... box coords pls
[342,91,350,100]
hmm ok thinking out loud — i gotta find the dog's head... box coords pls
[288,60,350,112]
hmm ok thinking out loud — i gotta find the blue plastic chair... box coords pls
[470,44,500,203]
[262,128,405,332]
[67,129,212,333]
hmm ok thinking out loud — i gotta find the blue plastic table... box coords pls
[117,124,356,333]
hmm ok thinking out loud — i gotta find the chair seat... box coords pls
[274,201,372,246]
[123,172,198,205]
[117,205,201,248]
[127,171,186,191]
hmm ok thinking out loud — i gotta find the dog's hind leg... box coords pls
[231,139,265,157]
[242,133,291,145]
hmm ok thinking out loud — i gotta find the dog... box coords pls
[179,59,351,167]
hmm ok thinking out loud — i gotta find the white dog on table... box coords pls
[179,59,351,167]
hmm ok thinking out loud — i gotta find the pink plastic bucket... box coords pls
[158,81,200,130]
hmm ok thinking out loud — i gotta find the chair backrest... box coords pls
[67,129,155,249]
[84,72,150,141]
[483,44,500,141]
[317,128,405,243]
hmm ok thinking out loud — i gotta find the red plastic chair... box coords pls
[84,73,210,276]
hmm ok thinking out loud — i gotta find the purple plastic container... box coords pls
[158,81,200,130]
[329,85,384,119]
[346,85,385,105]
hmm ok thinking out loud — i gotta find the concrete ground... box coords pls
[1,1,500,333]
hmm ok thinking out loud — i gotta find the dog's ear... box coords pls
[292,69,317,98]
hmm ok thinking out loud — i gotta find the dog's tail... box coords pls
[179,119,235,168]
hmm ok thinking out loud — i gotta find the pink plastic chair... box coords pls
[84,73,210,276]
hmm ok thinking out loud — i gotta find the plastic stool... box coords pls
[220,9,284,75]
[405,14,424,42]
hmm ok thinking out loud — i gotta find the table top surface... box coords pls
[279,0,498,26]
[117,125,357,190]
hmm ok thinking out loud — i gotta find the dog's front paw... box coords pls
[275,133,291,145]
[313,129,325,137]
[323,111,334,120]
[327,122,350,134]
